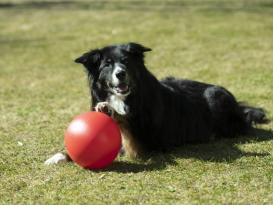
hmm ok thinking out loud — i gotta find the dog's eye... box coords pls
[120,57,128,64]
[106,59,113,64]
[104,59,113,67]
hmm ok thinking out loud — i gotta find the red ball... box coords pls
[64,111,121,169]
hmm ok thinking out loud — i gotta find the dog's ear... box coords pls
[74,49,101,67]
[125,42,152,54]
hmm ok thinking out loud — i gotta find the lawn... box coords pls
[0,0,273,204]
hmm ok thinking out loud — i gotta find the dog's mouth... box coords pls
[111,83,130,95]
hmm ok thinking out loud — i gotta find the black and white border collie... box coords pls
[45,42,268,164]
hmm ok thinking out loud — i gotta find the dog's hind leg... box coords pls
[204,86,248,137]
[239,104,269,125]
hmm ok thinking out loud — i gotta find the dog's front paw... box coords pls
[44,153,67,165]
[95,102,114,116]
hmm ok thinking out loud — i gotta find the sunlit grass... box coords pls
[0,1,272,204]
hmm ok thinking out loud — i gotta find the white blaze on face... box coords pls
[112,63,124,86]
[108,63,130,115]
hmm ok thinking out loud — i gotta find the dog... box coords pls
[45,42,268,165]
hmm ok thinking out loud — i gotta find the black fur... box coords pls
[75,42,268,155]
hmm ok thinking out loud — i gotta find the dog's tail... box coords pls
[239,103,270,125]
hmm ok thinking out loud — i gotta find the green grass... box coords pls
[0,0,273,204]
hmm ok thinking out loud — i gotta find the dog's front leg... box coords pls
[44,153,71,165]
[94,102,114,116]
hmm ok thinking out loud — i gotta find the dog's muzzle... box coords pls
[110,65,130,96]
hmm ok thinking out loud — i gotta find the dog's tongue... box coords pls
[117,83,128,92]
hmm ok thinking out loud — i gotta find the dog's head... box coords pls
[75,43,151,98]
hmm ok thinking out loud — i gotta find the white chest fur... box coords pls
[108,95,127,115]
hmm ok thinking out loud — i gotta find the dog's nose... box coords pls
[116,70,126,81]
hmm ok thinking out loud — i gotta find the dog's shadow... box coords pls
[102,128,273,173]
